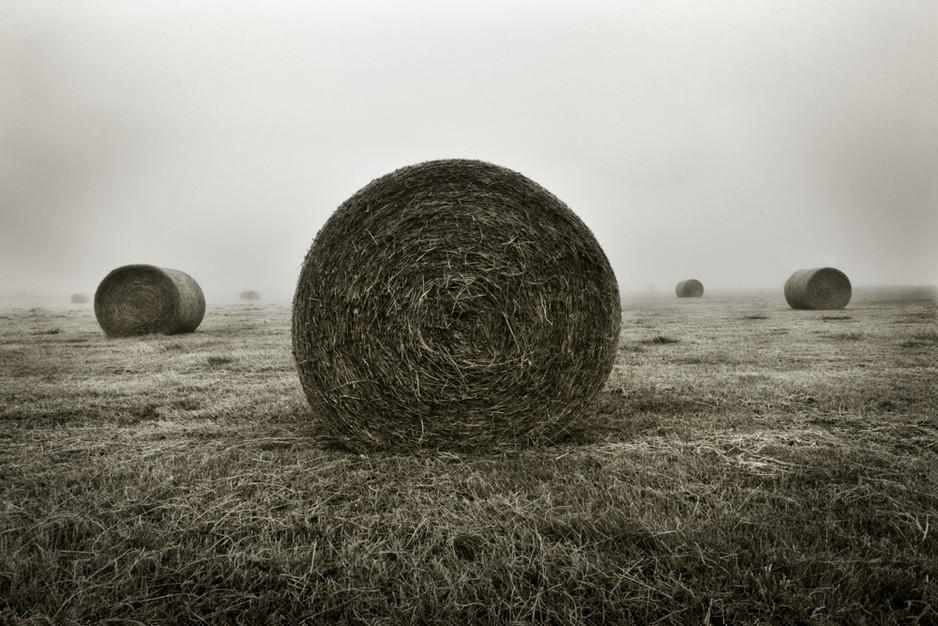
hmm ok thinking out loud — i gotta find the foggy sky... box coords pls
[2,0,936,302]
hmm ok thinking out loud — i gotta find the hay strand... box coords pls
[675,279,704,298]
[784,267,852,310]
[94,264,205,337]
[292,159,621,451]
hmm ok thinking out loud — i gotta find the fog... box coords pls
[2,0,936,302]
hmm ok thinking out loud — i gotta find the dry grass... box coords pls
[94,264,205,337]
[1,286,935,624]
[292,159,621,452]
[675,279,704,298]
[784,267,852,310]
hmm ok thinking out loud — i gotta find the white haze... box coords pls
[2,0,936,302]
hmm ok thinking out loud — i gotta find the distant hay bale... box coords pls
[239,290,261,301]
[292,159,621,451]
[675,279,704,298]
[94,264,205,337]
[784,267,852,310]
[70,293,89,304]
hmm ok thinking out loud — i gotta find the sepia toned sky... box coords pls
[2,0,936,301]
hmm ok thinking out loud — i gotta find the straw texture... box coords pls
[784,267,852,310]
[94,265,205,337]
[292,159,621,451]
[675,279,704,298]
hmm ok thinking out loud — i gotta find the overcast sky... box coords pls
[2,0,936,301]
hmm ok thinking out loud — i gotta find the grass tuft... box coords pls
[643,335,680,345]
[900,329,938,348]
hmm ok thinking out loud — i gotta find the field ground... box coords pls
[1,287,936,625]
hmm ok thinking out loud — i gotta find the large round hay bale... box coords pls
[94,264,205,337]
[70,293,89,304]
[292,159,621,451]
[675,279,704,298]
[239,290,261,301]
[784,267,852,310]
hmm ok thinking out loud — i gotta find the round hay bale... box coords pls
[239,290,262,301]
[784,267,852,310]
[292,159,621,451]
[675,279,704,298]
[94,264,205,337]
[70,293,89,304]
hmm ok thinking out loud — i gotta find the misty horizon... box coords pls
[3,1,936,303]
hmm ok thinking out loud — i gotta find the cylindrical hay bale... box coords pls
[784,267,852,310]
[94,264,205,337]
[239,290,261,301]
[675,279,704,298]
[70,293,89,304]
[292,159,622,451]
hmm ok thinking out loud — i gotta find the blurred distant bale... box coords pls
[784,267,852,310]
[70,293,89,304]
[292,158,621,451]
[239,290,262,301]
[675,279,704,298]
[94,264,205,337]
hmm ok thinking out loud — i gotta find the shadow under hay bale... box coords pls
[784,267,852,310]
[675,279,704,298]
[70,293,89,304]
[292,159,621,451]
[94,264,205,337]
[239,290,261,301]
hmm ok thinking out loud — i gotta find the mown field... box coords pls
[1,286,936,625]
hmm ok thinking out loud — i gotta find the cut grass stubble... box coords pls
[1,288,936,624]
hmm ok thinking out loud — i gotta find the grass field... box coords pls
[1,286,936,625]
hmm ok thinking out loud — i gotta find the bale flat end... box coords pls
[292,159,621,451]
[94,264,205,337]
[784,267,852,310]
